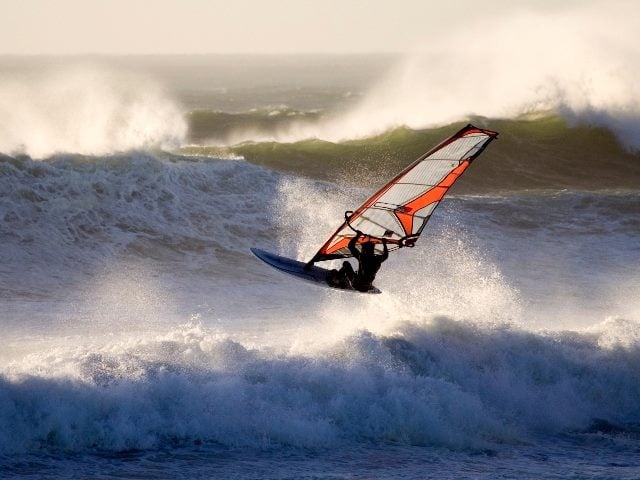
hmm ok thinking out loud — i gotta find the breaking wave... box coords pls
[0,152,279,296]
[173,3,640,152]
[0,66,186,158]
[2,318,640,454]
[181,116,640,192]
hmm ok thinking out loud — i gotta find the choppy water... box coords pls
[1,55,639,479]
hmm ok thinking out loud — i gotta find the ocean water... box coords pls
[1,55,640,479]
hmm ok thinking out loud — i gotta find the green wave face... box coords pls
[179,114,640,193]
[186,108,322,144]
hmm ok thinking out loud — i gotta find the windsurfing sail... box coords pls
[308,124,498,262]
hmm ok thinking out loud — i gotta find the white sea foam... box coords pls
[218,2,640,150]
[0,66,187,158]
[0,153,279,299]
[2,317,639,454]
[1,155,639,456]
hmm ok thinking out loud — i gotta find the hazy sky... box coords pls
[1,0,598,55]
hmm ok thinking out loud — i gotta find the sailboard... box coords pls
[251,248,381,294]
[252,123,498,293]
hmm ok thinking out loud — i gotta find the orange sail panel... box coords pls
[310,124,498,261]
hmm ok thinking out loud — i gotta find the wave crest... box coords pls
[2,318,640,454]
[0,66,186,158]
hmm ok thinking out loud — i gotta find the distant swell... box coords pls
[2,318,640,454]
[181,116,640,192]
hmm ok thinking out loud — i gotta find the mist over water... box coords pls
[328,4,640,150]
[171,3,640,151]
[1,9,640,475]
[0,65,186,158]
[2,3,640,157]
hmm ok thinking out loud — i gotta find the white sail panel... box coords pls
[375,183,429,210]
[399,159,461,187]
[425,134,488,160]
[353,209,404,239]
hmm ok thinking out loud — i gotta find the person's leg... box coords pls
[340,261,356,281]
[326,269,340,287]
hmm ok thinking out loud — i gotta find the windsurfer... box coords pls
[348,231,388,292]
[325,232,388,291]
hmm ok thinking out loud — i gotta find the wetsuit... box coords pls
[327,261,355,289]
[348,232,388,292]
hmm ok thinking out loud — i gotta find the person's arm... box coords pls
[348,231,361,259]
[381,240,389,262]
